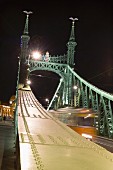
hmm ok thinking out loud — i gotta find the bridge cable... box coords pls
[88,67,113,80]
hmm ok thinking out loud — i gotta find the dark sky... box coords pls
[0,0,113,104]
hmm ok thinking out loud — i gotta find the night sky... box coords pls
[0,0,113,104]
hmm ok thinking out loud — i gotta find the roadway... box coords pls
[18,89,113,170]
[92,136,113,153]
[49,106,113,153]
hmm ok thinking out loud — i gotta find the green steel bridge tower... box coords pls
[17,12,113,139]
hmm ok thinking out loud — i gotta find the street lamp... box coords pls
[32,51,41,60]
[73,85,78,90]
[25,50,50,89]
[45,98,49,109]
[27,51,41,63]
[45,98,49,103]
[27,80,31,85]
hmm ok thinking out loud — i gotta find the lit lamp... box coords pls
[26,80,31,85]
[45,98,49,109]
[32,51,41,60]
[73,85,78,90]
[45,98,49,103]
[9,101,13,105]
[73,85,78,107]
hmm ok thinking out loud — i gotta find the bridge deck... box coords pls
[18,90,113,170]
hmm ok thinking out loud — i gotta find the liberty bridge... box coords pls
[14,11,113,169]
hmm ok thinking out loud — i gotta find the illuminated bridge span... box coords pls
[18,90,113,170]
[29,59,113,138]
[15,12,113,169]
[25,16,113,139]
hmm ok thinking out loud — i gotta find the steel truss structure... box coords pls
[29,59,113,138]
[18,13,113,139]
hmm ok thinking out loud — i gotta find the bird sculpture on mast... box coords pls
[23,10,33,16]
[69,17,78,24]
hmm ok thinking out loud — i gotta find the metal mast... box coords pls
[21,11,32,62]
[67,17,78,67]
[19,11,32,87]
[63,18,78,106]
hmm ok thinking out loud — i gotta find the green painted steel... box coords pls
[19,11,31,86]
[18,14,113,139]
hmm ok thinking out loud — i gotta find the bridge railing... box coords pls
[69,66,113,138]
[49,54,67,64]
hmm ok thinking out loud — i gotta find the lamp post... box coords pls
[73,84,79,107]
[24,54,31,88]
[45,98,49,103]
[45,98,49,109]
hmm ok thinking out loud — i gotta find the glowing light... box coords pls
[27,80,31,85]
[73,85,78,90]
[82,133,92,139]
[45,98,49,103]
[84,114,91,119]
[32,51,41,60]
[81,109,90,113]
[9,101,12,104]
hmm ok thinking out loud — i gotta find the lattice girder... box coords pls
[103,98,113,138]
[29,60,74,106]
[98,97,113,138]
[49,54,67,64]
[89,90,99,130]
[28,60,113,138]
[90,91,99,112]
[29,60,68,79]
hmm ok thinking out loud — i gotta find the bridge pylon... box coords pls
[18,11,32,90]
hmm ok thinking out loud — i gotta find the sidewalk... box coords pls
[0,120,14,126]
[0,119,16,170]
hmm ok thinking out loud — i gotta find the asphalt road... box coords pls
[92,136,113,153]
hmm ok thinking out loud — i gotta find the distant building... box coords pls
[0,95,16,119]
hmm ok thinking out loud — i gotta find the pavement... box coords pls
[0,119,16,170]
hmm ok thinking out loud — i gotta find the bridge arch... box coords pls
[29,60,74,108]
[29,61,68,80]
